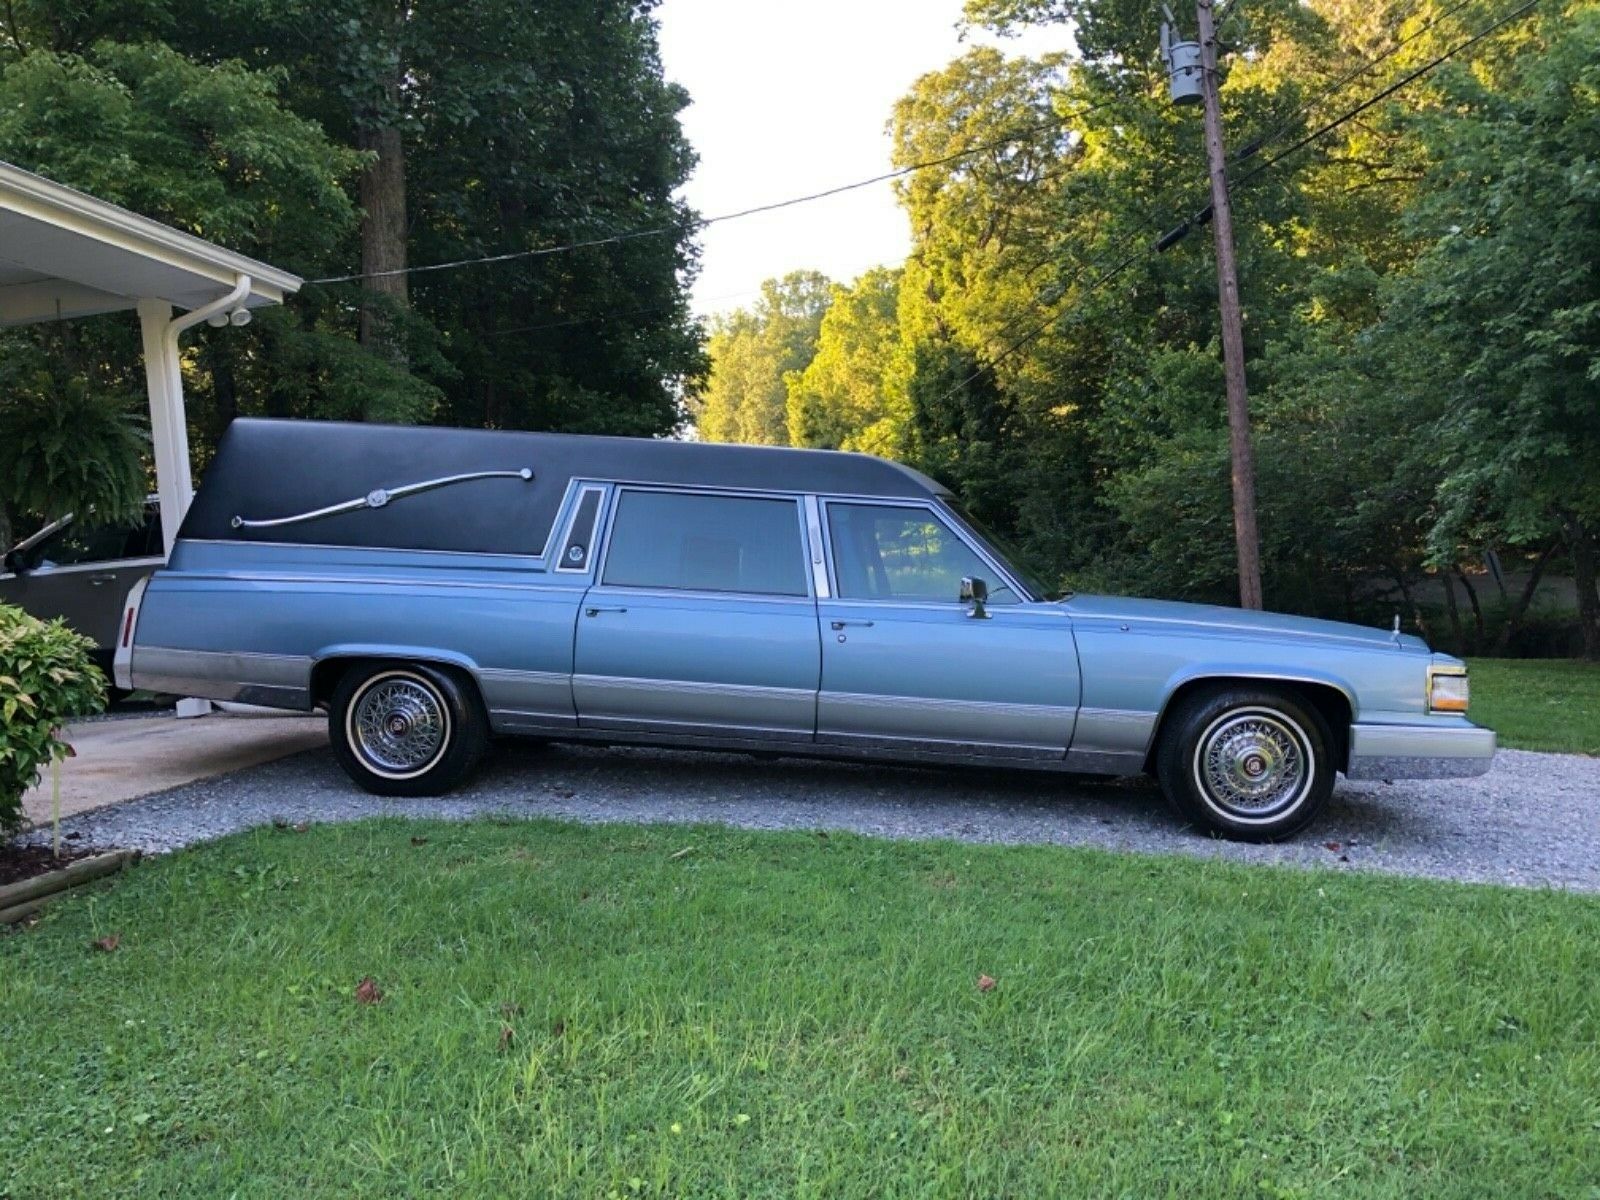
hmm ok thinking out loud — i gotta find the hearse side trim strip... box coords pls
[130,646,313,709]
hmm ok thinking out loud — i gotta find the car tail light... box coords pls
[1428,670,1469,714]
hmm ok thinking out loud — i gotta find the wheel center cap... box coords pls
[386,712,411,737]
[1243,754,1267,778]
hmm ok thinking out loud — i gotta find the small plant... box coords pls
[0,603,105,836]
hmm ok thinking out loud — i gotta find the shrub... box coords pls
[0,604,105,835]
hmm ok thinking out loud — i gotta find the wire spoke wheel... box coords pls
[348,672,451,779]
[1193,708,1313,820]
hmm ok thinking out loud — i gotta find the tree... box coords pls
[1377,7,1600,654]
[168,0,706,437]
[695,273,832,445]
[786,269,907,454]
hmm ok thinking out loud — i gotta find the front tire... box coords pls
[329,662,488,796]
[1155,686,1335,842]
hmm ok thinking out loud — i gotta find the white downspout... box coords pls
[136,274,251,719]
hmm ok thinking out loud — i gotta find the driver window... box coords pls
[21,520,137,571]
[826,503,1018,604]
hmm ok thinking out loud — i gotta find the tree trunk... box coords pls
[1562,513,1600,659]
[1454,568,1485,655]
[1491,539,1558,655]
[208,338,238,435]
[1441,569,1464,653]
[357,68,408,361]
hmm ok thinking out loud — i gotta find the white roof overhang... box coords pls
[0,160,303,327]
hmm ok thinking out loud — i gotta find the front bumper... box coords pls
[1344,720,1496,780]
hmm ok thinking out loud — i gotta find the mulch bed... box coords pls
[0,841,94,887]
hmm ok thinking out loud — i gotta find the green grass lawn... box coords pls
[1467,657,1600,755]
[3,821,1598,1198]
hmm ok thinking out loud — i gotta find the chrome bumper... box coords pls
[1344,721,1496,780]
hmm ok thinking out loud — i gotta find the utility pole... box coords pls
[1163,0,1264,610]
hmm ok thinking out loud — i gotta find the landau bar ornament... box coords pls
[231,468,534,530]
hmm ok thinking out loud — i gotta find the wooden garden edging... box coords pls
[0,850,138,925]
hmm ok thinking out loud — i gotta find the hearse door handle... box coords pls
[585,606,628,617]
[830,619,875,630]
[87,572,117,586]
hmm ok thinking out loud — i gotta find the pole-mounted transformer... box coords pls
[1159,4,1203,105]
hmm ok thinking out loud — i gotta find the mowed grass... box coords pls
[1467,657,1600,755]
[3,821,1598,1198]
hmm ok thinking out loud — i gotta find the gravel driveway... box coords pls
[32,736,1600,892]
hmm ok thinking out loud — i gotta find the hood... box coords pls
[1062,593,1431,654]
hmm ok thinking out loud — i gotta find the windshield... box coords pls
[939,500,1070,602]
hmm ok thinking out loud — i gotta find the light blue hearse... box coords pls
[116,419,1494,841]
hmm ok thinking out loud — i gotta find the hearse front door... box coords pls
[815,500,1079,760]
[572,488,820,742]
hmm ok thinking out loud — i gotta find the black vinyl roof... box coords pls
[179,418,947,556]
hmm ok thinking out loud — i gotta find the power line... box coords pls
[482,285,764,338]
[305,99,1123,287]
[1230,0,1542,189]
[1230,0,1489,165]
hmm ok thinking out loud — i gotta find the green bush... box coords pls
[0,604,105,835]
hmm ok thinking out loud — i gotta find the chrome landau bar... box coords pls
[231,468,534,530]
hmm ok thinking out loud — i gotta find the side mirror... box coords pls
[2,549,26,576]
[960,575,990,619]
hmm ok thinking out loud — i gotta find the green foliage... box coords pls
[0,334,148,544]
[0,605,104,834]
[1382,8,1600,552]
[785,269,907,454]
[0,41,363,264]
[696,272,833,445]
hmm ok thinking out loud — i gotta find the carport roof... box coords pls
[0,160,302,327]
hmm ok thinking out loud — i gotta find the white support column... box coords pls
[136,298,193,558]
[136,298,208,719]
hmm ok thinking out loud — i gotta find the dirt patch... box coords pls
[0,842,95,887]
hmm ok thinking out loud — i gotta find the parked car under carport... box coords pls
[1,499,163,681]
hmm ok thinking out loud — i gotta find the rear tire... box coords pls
[1155,685,1335,842]
[329,662,488,796]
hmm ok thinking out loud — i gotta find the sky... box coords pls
[654,0,1073,316]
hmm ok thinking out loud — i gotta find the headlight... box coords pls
[1428,669,1470,714]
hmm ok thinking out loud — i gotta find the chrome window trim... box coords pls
[579,584,819,606]
[181,536,552,567]
[4,555,164,577]
[553,484,608,574]
[803,495,831,599]
[151,570,586,595]
[581,476,947,505]
[816,496,1031,606]
[594,484,815,600]
[6,512,74,557]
